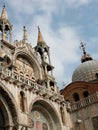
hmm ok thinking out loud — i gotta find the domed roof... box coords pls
[72,60,98,82]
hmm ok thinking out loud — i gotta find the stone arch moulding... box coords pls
[29,98,62,130]
[0,82,19,129]
[0,96,9,127]
[13,50,42,80]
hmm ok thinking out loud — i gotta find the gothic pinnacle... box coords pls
[37,26,44,44]
[1,4,8,19]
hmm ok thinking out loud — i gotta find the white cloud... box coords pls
[48,27,80,85]
[65,0,91,7]
[6,0,91,16]
[0,0,94,89]
[7,0,57,14]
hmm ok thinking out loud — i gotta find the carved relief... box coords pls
[36,121,41,130]
[34,111,40,119]
[15,57,35,80]
[42,123,48,130]
[28,116,34,127]
[14,40,35,55]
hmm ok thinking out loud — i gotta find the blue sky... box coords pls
[0,0,98,89]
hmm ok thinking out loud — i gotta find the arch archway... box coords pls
[30,99,62,130]
[0,82,19,129]
[13,51,42,80]
[0,107,6,130]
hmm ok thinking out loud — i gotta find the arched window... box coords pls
[20,91,25,112]
[96,73,98,79]
[83,91,90,104]
[83,91,89,98]
[73,93,80,102]
[50,81,54,91]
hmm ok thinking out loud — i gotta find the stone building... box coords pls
[0,5,98,130]
[61,42,98,130]
[0,5,71,130]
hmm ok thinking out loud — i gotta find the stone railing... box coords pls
[70,92,98,111]
[0,65,64,102]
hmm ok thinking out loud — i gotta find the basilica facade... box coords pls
[0,5,70,130]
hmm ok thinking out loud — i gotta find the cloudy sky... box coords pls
[0,0,98,89]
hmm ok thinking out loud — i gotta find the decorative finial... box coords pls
[80,41,86,54]
[37,26,45,44]
[3,3,5,8]
[1,3,8,20]
[37,26,40,32]
[23,26,26,30]
[80,41,93,63]
[23,26,28,43]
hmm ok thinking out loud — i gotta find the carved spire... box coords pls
[80,41,93,63]
[0,4,12,42]
[37,26,45,44]
[1,4,8,19]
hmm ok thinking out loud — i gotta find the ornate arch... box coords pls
[13,50,42,80]
[29,98,62,130]
[0,82,19,129]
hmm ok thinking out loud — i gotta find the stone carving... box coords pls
[15,58,35,80]
[34,111,40,119]
[14,40,35,55]
[28,116,34,128]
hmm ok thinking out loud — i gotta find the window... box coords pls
[20,91,25,112]
[73,93,80,102]
[96,73,98,79]
[83,91,89,98]
[83,91,90,104]
[50,81,54,91]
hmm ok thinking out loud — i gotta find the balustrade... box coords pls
[0,65,63,101]
[70,92,98,111]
